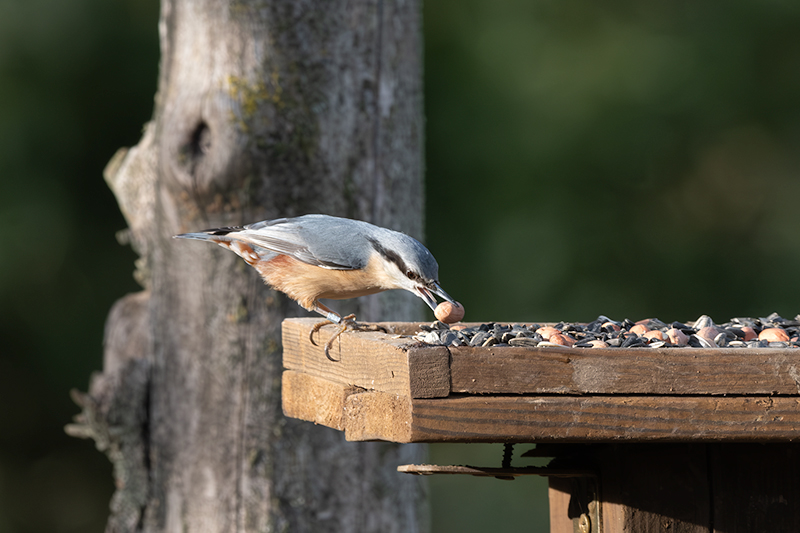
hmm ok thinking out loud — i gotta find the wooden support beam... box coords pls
[709,443,800,531]
[281,370,361,431]
[403,395,800,443]
[546,443,800,533]
[281,373,800,443]
[597,444,710,532]
[343,390,413,442]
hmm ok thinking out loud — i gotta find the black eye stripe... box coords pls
[367,237,414,279]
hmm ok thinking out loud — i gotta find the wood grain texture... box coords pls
[339,395,800,443]
[281,370,361,431]
[598,444,710,533]
[450,345,800,395]
[283,318,450,398]
[343,390,413,442]
[548,477,576,533]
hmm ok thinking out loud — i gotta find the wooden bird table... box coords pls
[282,318,800,532]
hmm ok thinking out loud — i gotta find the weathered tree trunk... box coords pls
[67,0,428,531]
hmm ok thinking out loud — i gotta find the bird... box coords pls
[173,214,455,360]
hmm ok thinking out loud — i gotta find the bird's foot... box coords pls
[309,315,387,361]
[308,314,355,349]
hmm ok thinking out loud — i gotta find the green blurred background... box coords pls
[2,0,800,531]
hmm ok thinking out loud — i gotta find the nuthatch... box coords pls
[174,214,456,359]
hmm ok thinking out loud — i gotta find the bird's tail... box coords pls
[173,226,244,242]
[173,228,275,266]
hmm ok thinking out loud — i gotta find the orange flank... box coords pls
[256,253,392,311]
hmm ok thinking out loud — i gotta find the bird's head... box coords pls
[366,232,454,312]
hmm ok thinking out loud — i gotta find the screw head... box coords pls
[578,513,591,533]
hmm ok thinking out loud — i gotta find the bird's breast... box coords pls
[255,253,394,310]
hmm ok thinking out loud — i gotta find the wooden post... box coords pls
[67,0,429,530]
[549,443,800,532]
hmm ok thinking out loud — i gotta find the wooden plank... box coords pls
[450,346,800,396]
[601,446,702,532]
[597,444,710,533]
[341,395,800,443]
[396,464,593,477]
[282,318,450,398]
[343,390,413,442]
[281,370,360,431]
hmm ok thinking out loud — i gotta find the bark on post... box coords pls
[67,0,428,530]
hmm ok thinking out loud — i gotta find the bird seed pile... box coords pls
[414,312,800,349]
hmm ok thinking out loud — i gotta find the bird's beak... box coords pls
[417,282,455,312]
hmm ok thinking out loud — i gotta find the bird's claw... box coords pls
[308,315,387,362]
[308,320,334,346]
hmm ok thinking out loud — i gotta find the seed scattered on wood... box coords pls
[691,334,716,348]
[693,315,715,330]
[413,312,800,350]
[535,326,560,341]
[696,326,721,343]
[759,328,790,343]
[741,327,757,341]
[644,330,666,342]
[549,333,575,347]
[714,332,730,347]
[666,328,689,346]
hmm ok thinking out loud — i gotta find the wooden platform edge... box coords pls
[281,371,416,442]
[282,318,450,399]
[404,395,800,443]
[283,370,800,443]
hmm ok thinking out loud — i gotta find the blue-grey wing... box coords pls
[238,215,369,270]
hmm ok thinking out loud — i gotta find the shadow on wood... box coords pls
[548,443,800,533]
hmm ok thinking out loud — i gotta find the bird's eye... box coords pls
[405,270,418,281]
